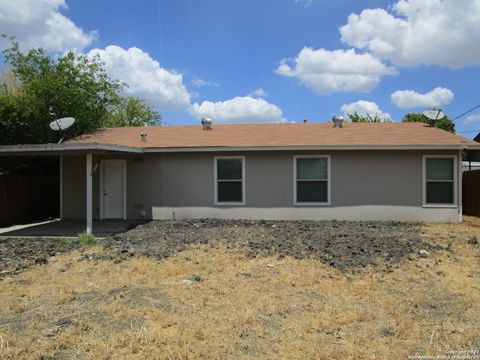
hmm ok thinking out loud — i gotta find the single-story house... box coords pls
[1,121,480,233]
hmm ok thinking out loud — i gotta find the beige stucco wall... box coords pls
[62,150,461,222]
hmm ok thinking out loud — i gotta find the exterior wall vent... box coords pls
[201,117,212,130]
[133,203,144,209]
[332,115,344,128]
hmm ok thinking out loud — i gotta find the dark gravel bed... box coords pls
[0,238,77,278]
[101,219,445,270]
[0,219,446,277]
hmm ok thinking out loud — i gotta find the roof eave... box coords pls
[0,143,143,156]
[142,144,477,152]
[1,143,479,156]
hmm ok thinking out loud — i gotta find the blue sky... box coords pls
[1,0,480,138]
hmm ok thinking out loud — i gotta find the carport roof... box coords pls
[0,142,143,156]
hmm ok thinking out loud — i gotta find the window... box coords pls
[294,156,330,205]
[424,156,456,206]
[215,156,245,204]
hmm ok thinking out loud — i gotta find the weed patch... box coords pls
[76,232,96,247]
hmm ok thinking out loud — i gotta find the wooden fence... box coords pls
[463,170,480,217]
[0,174,59,227]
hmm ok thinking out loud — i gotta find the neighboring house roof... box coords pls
[474,132,480,142]
[65,122,479,150]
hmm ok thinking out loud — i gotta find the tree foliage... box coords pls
[348,112,390,123]
[402,113,455,133]
[104,97,161,127]
[0,37,161,146]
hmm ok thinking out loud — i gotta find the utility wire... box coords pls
[457,129,480,133]
[444,104,480,135]
[452,103,480,121]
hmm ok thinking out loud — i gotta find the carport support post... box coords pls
[86,153,93,235]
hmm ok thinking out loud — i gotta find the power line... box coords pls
[452,103,480,121]
[457,129,480,133]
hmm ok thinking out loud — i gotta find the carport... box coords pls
[0,143,142,235]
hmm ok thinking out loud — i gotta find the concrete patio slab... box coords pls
[0,219,145,238]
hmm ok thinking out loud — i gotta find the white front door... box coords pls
[102,159,125,219]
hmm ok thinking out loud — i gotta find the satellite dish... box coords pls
[423,108,445,120]
[49,117,75,131]
[49,117,75,143]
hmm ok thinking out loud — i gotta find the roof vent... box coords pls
[140,133,147,142]
[201,117,212,130]
[332,115,344,128]
[303,117,308,123]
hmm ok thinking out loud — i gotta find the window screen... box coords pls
[296,157,328,203]
[425,158,454,204]
[216,158,243,203]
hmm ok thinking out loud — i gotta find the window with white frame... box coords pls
[215,157,245,204]
[294,156,330,204]
[424,157,456,205]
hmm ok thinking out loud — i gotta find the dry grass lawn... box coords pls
[0,218,479,359]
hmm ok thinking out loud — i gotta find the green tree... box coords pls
[104,96,161,127]
[0,37,162,173]
[1,40,123,144]
[348,112,390,122]
[0,37,162,146]
[0,86,35,144]
[402,113,455,133]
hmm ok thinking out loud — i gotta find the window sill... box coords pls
[294,202,331,206]
[422,204,458,209]
[215,202,246,206]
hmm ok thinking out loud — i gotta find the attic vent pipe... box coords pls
[201,117,212,130]
[140,133,147,142]
[332,115,344,128]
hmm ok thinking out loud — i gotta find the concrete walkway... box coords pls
[0,219,145,238]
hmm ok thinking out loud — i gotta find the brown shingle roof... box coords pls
[66,122,478,149]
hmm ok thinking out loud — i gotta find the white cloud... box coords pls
[276,47,396,95]
[0,0,96,52]
[247,88,267,98]
[340,0,480,68]
[88,45,191,110]
[191,76,219,88]
[190,96,284,123]
[464,114,480,125]
[340,100,391,121]
[391,87,454,109]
